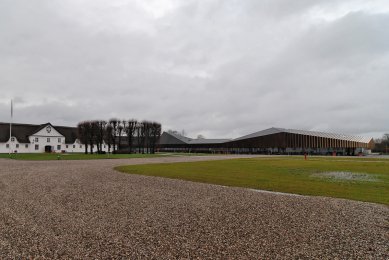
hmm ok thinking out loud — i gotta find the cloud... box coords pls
[0,0,388,138]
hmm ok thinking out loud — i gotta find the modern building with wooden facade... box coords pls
[159,127,374,155]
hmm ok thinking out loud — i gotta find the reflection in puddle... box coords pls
[312,171,377,182]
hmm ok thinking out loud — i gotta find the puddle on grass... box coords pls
[311,171,378,182]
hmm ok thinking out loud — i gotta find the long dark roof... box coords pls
[233,127,373,143]
[0,122,78,144]
[159,131,231,145]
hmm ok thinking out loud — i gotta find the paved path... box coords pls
[0,156,388,259]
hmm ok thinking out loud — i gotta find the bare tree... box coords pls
[117,121,124,151]
[136,121,144,153]
[96,120,107,153]
[124,119,137,153]
[77,121,89,154]
[383,134,389,154]
[150,122,162,154]
[104,124,113,153]
[88,121,98,154]
[142,121,151,153]
[109,118,119,153]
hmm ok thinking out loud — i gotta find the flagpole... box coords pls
[9,99,12,155]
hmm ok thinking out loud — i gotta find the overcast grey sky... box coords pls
[0,0,388,138]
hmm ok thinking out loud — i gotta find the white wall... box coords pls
[0,137,30,153]
[0,137,109,154]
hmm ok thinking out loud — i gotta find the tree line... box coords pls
[77,119,162,154]
[373,133,389,154]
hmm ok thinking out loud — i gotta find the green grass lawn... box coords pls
[116,157,389,205]
[0,153,166,161]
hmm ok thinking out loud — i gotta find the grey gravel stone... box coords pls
[0,156,388,259]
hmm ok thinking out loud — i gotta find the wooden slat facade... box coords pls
[159,129,374,154]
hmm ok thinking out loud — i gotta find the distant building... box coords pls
[159,131,230,151]
[0,122,109,154]
[0,123,375,155]
[159,127,374,155]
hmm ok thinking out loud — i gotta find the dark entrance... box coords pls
[45,145,52,153]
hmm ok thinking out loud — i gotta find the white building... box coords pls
[0,122,109,154]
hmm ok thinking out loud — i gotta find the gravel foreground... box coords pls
[0,155,388,259]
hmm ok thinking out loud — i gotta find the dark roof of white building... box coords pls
[0,122,78,144]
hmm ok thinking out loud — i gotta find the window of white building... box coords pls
[16,144,19,148]
[73,145,75,148]
[58,138,61,143]
[6,144,9,148]
[35,144,39,150]
[11,137,15,142]
[47,138,50,142]
[35,137,39,142]
[25,144,28,148]
[57,145,61,150]
[66,145,69,148]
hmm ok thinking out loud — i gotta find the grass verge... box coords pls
[116,157,389,205]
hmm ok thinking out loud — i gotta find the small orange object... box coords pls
[304,153,307,160]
